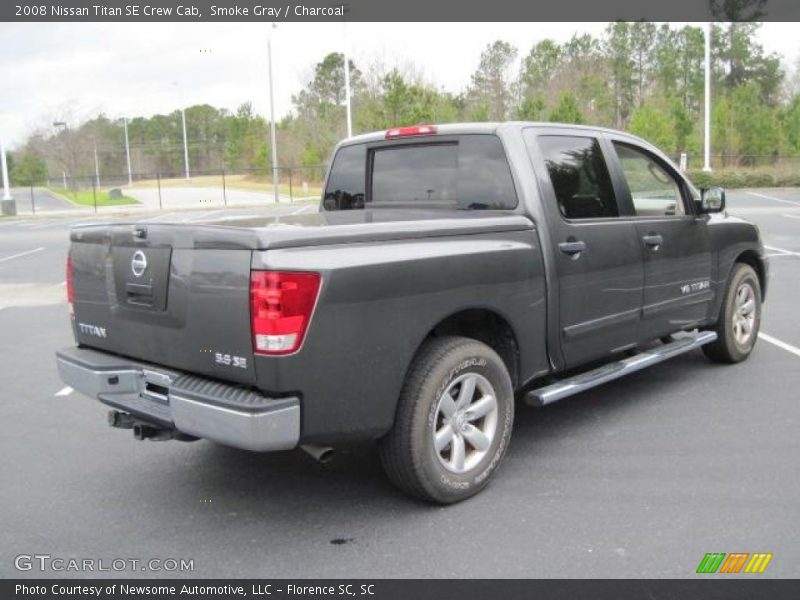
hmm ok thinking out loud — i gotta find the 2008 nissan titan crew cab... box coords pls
[56,122,768,503]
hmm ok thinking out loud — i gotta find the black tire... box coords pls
[379,336,515,504]
[703,263,762,364]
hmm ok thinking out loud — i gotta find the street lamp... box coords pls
[121,117,133,186]
[343,23,353,138]
[181,107,190,180]
[1,139,13,201]
[703,22,712,172]
[172,82,191,181]
[267,23,279,203]
[53,121,69,189]
[92,137,100,187]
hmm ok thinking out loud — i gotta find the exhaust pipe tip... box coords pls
[132,423,174,442]
[108,410,135,429]
[301,444,335,464]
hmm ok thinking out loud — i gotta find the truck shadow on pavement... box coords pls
[180,349,717,512]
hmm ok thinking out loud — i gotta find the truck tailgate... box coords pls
[69,223,256,385]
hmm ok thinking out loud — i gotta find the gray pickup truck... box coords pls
[56,122,767,503]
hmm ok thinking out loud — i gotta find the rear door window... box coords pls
[537,136,618,219]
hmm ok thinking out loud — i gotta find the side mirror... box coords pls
[700,186,726,213]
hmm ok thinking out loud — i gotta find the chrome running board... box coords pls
[525,331,718,407]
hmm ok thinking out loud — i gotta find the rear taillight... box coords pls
[66,256,74,318]
[250,271,321,355]
[385,124,437,139]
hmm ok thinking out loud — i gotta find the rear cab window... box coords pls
[323,144,366,210]
[323,134,517,211]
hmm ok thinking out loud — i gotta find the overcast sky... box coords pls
[1,22,798,148]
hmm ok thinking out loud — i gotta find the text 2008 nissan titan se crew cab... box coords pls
[56,122,768,503]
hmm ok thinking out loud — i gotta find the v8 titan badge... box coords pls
[680,279,710,295]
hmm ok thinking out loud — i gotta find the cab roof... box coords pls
[339,121,652,149]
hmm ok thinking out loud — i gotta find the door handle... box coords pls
[558,240,586,258]
[642,234,663,250]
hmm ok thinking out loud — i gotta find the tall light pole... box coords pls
[181,107,190,180]
[53,121,69,187]
[343,23,353,138]
[1,139,12,201]
[267,23,279,203]
[123,117,133,186]
[93,138,100,187]
[173,81,191,181]
[703,22,712,172]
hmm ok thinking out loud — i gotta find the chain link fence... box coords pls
[671,154,800,171]
[12,165,328,214]
[7,154,800,216]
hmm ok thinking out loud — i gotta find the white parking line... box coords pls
[747,192,800,206]
[21,221,55,230]
[764,245,793,258]
[64,218,106,227]
[54,386,74,397]
[781,214,800,220]
[759,333,800,359]
[764,245,800,257]
[218,213,259,221]
[0,247,45,264]
[290,205,316,215]
[139,212,180,222]
[186,209,228,222]
[26,220,70,230]
[27,217,93,229]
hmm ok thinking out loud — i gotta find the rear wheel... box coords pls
[379,336,514,504]
[703,263,761,363]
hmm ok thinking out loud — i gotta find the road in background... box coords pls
[0,190,798,578]
[3,184,315,217]
[0,204,317,303]
[9,187,78,214]
[122,185,294,209]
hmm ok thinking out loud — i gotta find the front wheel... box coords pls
[379,336,514,504]
[703,263,762,363]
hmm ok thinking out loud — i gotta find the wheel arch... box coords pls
[734,249,767,301]
[420,308,521,390]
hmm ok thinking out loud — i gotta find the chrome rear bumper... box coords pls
[55,346,300,452]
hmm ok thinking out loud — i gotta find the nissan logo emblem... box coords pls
[131,250,148,278]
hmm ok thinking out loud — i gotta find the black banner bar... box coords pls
[5,580,800,600]
[4,0,800,22]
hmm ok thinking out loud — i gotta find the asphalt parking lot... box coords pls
[0,190,798,579]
